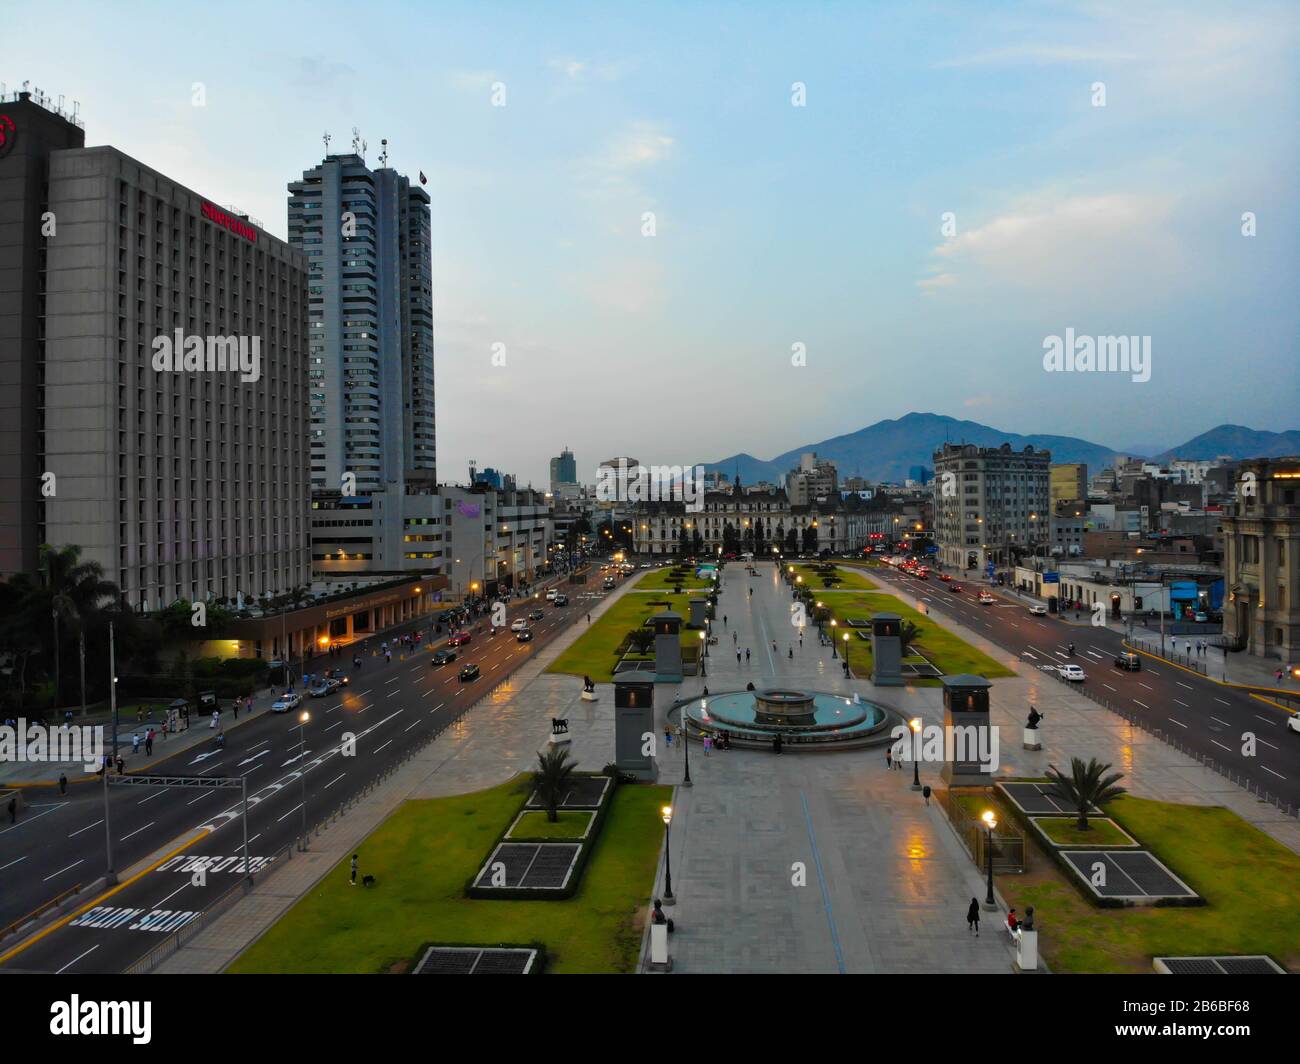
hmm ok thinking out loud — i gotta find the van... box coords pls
[1114,652,1141,671]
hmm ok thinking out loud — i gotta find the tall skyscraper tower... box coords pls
[288,149,435,493]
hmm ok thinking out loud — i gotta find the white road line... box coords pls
[154,883,189,908]
[374,739,392,754]
[324,720,343,732]
[1167,717,1187,728]
[323,773,346,790]
[1211,716,1230,727]
[1138,682,1153,690]
[404,720,419,733]
[0,856,28,872]
[277,803,303,824]
[1146,667,1161,675]
[68,819,103,838]
[1102,683,1116,692]
[1133,699,1149,708]
[1261,766,1287,781]
[1211,739,1232,753]
[1215,698,1231,706]
[387,690,400,698]
[1257,738,1279,751]
[186,792,214,806]
[1177,681,1194,691]
[120,821,155,841]
[1254,715,1279,726]
[1174,699,1190,708]
[56,944,99,975]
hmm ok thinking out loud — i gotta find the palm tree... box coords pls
[1045,757,1127,831]
[899,620,921,657]
[39,544,118,710]
[533,747,576,823]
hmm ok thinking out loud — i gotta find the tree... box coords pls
[533,746,576,822]
[38,544,118,710]
[802,525,818,552]
[721,521,740,555]
[1045,757,1127,831]
[785,527,798,553]
[899,620,921,657]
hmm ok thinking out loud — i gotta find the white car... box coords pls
[1027,604,1048,616]
[545,588,558,601]
[1057,664,1086,682]
[510,618,527,632]
[271,691,303,713]
[1286,714,1300,735]
[978,593,995,605]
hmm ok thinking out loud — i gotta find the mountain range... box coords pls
[700,413,1300,485]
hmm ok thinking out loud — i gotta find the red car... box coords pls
[949,584,963,593]
[447,631,472,648]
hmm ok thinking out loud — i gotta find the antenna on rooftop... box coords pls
[379,138,388,167]
[323,131,331,154]
[351,126,361,154]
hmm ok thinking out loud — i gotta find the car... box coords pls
[1114,652,1141,671]
[458,663,480,682]
[271,691,302,713]
[603,579,615,589]
[978,593,995,605]
[938,574,952,582]
[510,618,528,633]
[308,678,340,698]
[545,588,558,601]
[1058,664,1086,682]
[431,648,457,666]
[1027,604,1048,616]
[1287,715,1300,736]
[448,631,472,647]
[554,594,568,607]
[948,583,963,593]
[323,667,349,686]
[516,628,534,643]
[529,608,545,621]
[1193,611,1208,623]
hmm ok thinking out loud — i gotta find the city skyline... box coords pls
[9,0,1297,487]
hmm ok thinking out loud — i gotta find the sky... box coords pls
[10,0,1299,486]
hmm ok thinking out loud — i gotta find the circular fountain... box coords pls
[681,687,903,749]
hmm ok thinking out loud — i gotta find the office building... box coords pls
[1049,462,1087,505]
[933,443,1051,574]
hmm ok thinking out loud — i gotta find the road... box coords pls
[0,584,599,974]
[866,562,1300,810]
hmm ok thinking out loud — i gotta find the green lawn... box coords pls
[229,778,672,974]
[548,590,703,682]
[1033,816,1133,847]
[1000,796,1300,973]
[822,592,1015,684]
[635,568,715,591]
[508,810,594,840]
[791,564,876,590]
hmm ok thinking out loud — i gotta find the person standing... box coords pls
[7,796,15,824]
[144,730,154,756]
[350,854,359,886]
[736,649,741,664]
[886,746,893,770]
[132,732,141,755]
[58,773,68,795]
[745,647,750,662]
[966,898,980,937]
[703,735,712,757]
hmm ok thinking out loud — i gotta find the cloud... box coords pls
[602,121,674,170]
[934,45,1137,68]
[918,191,1184,298]
[547,57,633,83]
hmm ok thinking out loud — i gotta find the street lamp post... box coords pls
[981,810,998,910]
[298,709,310,851]
[682,705,693,786]
[910,717,922,791]
[661,805,675,905]
[698,630,707,677]
[830,619,838,657]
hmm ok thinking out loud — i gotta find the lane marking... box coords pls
[120,821,156,842]
[1167,717,1187,728]
[55,944,99,975]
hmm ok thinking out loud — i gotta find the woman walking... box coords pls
[967,898,980,936]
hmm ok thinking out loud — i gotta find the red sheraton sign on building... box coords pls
[200,201,258,244]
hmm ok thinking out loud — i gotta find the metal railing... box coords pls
[944,791,1025,873]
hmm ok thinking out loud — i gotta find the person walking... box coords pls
[664,727,674,751]
[966,898,980,937]
[350,854,359,886]
[115,755,125,775]
[144,730,154,756]
[737,649,742,665]
[745,647,750,662]
[7,796,15,824]
[723,614,728,627]
[788,646,793,659]
[886,746,892,770]
[703,735,712,757]
[132,732,141,755]
[58,773,68,795]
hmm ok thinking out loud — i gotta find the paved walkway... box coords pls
[158,559,1300,974]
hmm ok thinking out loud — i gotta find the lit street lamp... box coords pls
[981,809,998,909]
[910,717,922,791]
[298,709,311,851]
[661,804,676,905]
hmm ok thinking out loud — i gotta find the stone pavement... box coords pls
[158,559,1300,974]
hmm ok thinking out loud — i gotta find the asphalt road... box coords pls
[0,580,603,974]
[867,562,1300,809]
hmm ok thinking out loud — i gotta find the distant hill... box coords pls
[1154,425,1300,463]
[701,413,1300,485]
[701,412,1125,485]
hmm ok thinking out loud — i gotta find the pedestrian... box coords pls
[586,613,591,624]
[703,735,712,757]
[886,746,892,770]
[788,646,793,659]
[233,698,239,719]
[1276,668,1284,683]
[923,784,931,806]
[58,773,67,795]
[116,755,125,775]
[132,732,141,755]
[664,727,673,750]
[737,649,742,664]
[966,898,980,937]
[145,731,154,756]
[7,796,15,823]
[745,647,750,662]
[350,854,359,886]
[723,614,728,626]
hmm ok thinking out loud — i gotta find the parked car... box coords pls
[1193,611,1208,623]
[516,628,534,643]
[448,631,472,647]
[458,663,481,682]
[1114,652,1141,671]
[1058,664,1086,682]
[271,692,303,713]
[431,648,457,666]
[1027,604,1048,616]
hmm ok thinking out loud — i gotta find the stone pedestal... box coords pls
[939,674,994,784]
[1022,726,1042,751]
[652,610,683,682]
[870,613,903,686]
[614,674,658,781]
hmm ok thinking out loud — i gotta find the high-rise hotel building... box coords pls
[289,153,443,579]
[0,90,311,610]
